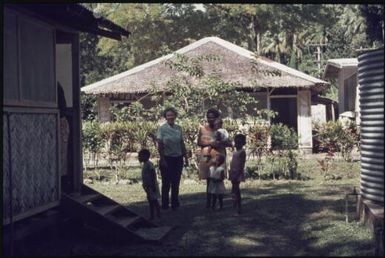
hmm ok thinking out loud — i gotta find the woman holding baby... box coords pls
[197,108,232,208]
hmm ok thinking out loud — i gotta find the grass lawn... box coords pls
[15,153,374,256]
[77,153,374,256]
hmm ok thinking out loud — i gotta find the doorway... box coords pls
[56,30,82,193]
[270,97,298,132]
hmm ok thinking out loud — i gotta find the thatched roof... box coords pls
[82,37,328,96]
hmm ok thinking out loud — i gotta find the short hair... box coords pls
[163,107,178,118]
[234,133,246,146]
[138,149,150,159]
[206,108,220,118]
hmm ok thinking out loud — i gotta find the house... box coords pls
[323,58,359,125]
[3,2,129,225]
[82,37,329,154]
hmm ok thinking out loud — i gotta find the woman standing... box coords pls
[157,107,188,210]
[197,108,232,208]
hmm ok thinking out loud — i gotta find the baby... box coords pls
[204,118,229,162]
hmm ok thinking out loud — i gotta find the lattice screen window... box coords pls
[4,112,59,220]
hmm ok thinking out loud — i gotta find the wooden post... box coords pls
[338,68,345,115]
[317,46,321,77]
[306,42,327,78]
[72,33,82,193]
[266,88,270,123]
[331,103,336,121]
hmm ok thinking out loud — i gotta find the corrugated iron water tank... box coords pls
[357,48,384,204]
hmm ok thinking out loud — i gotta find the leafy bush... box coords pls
[179,117,201,163]
[223,119,239,140]
[82,120,105,168]
[245,165,259,179]
[110,102,155,122]
[100,122,132,166]
[313,120,359,162]
[268,123,299,179]
[269,123,298,150]
[82,115,339,182]
[80,93,97,121]
[99,121,158,163]
[338,120,360,161]
[248,121,270,159]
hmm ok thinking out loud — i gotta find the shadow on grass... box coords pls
[117,182,373,256]
[11,181,373,257]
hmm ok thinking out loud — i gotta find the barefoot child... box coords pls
[208,154,226,210]
[138,149,161,220]
[228,134,246,214]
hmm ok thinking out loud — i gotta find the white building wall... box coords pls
[338,66,358,115]
[297,89,313,154]
[311,104,326,123]
[338,69,345,116]
[355,82,361,126]
[98,96,111,122]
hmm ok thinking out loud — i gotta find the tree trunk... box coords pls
[253,15,261,55]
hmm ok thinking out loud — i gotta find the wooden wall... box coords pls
[337,67,357,116]
[3,7,60,224]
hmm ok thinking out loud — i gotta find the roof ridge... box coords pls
[82,52,174,91]
[82,36,327,92]
[205,37,326,84]
[83,37,213,91]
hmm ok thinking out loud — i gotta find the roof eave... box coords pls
[8,3,130,40]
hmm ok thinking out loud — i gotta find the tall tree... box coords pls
[79,32,115,86]
[79,3,380,87]
[95,3,213,71]
[204,4,274,53]
[359,4,384,45]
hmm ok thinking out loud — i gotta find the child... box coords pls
[228,134,246,214]
[138,149,161,220]
[204,118,229,162]
[208,154,227,210]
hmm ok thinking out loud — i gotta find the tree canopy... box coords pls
[80,3,384,102]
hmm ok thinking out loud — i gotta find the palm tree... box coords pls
[341,5,366,39]
[262,32,290,63]
[262,29,313,66]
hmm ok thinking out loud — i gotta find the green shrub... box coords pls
[82,120,105,167]
[269,123,298,150]
[80,93,97,121]
[179,117,201,162]
[314,120,359,161]
[268,123,299,179]
[223,119,239,140]
[248,121,270,160]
